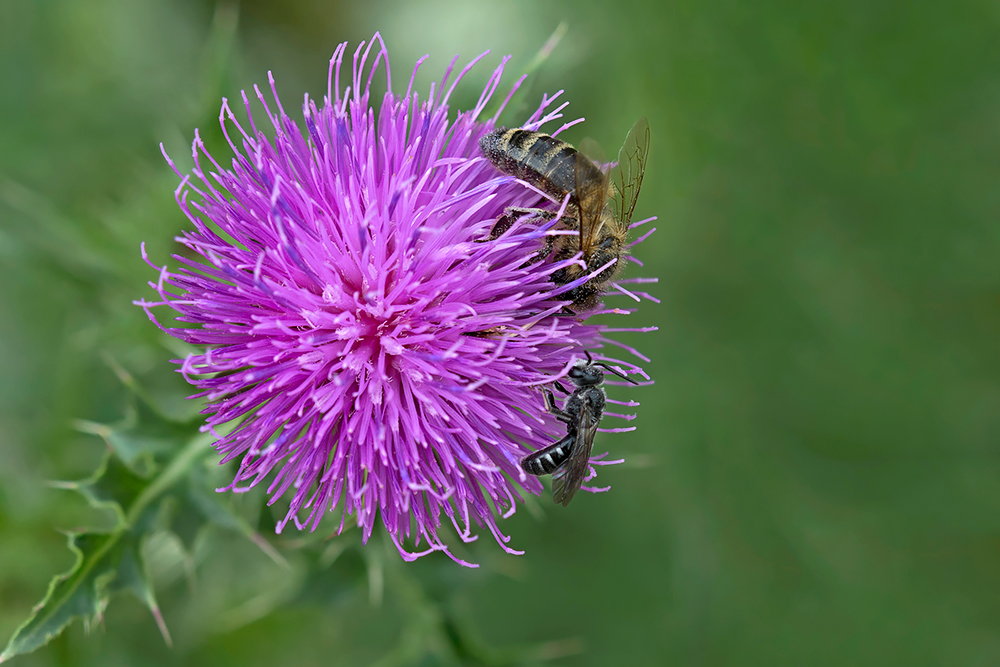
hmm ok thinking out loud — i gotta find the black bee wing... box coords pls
[612,117,650,226]
[520,432,576,476]
[551,403,598,506]
[573,140,610,255]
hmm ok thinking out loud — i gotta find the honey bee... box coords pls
[520,351,638,505]
[479,118,649,310]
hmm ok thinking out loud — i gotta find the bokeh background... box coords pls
[2,0,999,665]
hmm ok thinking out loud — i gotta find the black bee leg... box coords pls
[540,233,558,258]
[518,233,556,270]
[544,389,573,424]
[478,207,559,244]
[506,206,558,221]
[475,214,515,242]
[553,381,571,395]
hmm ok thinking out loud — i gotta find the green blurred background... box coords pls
[2,0,999,665]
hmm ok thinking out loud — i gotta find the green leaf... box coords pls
[168,463,289,570]
[76,363,283,563]
[0,500,174,662]
[0,522,172,662]
[1,434,211,661]
[3,358,296,660]
[0,531,119,662]
[108,508,173,648]
[73,356,203,474]
[51,453,150,525]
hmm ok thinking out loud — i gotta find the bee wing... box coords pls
[551,403,598,506]
[574,141,610,255]
[612,117,650,226]
[577,137,607,166]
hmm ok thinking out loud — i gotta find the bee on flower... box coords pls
[137,34,655,566]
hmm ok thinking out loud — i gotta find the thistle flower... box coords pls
[137,34,653,565]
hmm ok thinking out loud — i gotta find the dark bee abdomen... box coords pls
[480,129,602,199]
[521,433,576,476]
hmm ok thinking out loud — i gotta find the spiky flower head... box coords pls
[137,34,652,565]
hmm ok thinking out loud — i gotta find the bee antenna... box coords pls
[595,361,640,385]
[584,350,593,364]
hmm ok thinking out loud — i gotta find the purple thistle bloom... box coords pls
[137,34,654,565]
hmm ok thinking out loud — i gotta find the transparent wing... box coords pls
[612,117,650,226]
[577,137,607,166]
[551,403,597,506]
[573,142,610,255]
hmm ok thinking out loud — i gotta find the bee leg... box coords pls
[477,207,559,243]
[525,210,583,267]
[474,214,515,242]
[506,206,558,221]
[544,389,574,424]
[514,233,561,269]
[517,234,556,269]
[553,381,571,395]
[476,210,528,243]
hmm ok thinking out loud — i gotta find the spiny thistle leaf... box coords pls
[1,370,293,661]
[0,502,176,662]
[62,453,150,523]
[87,368,285,564]
[103,395,201,470]
[0,530,120,662]
[74,358,204,474]
[170,463,289,569]
[0,520,171,661]
[0,441,199,661]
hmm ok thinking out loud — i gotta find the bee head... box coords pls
[568,356,605,387]
[569,350,640,387]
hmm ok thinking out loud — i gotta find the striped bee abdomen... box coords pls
[520,433,576,476]
[480,128,602,200]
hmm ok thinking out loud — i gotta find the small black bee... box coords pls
[521,351,638,506]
